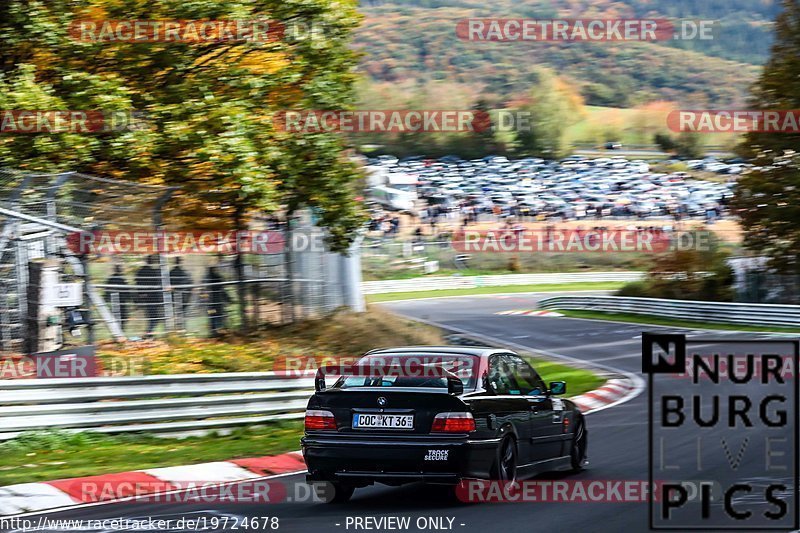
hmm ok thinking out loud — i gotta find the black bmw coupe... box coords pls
[301,346,588,502]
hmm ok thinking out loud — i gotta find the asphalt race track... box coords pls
[10,292,797,533]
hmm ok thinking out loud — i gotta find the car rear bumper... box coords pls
[302,433,499,485]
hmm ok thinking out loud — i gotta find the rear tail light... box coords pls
[431,412,476,433]
[305,409,337,431]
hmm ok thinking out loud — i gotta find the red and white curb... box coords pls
[496,309,564,317]
[0,451,306,516]
[570,378,637,414]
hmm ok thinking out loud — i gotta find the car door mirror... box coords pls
[549,381,566,396]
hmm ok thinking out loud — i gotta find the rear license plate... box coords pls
[352,413,414,429]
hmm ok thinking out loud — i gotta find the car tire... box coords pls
[570,416,588,472]
[492,436,517,485]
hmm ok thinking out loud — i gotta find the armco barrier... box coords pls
[362,272,643,295]
[0,357,631,440]
[538,295,800,328]
[0,373,314,440]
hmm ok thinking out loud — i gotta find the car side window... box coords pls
[487,355,515,395]
[506,355,547,396]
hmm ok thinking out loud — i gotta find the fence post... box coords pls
[81,255,95,345]
[157,231,176,333]
[235,209,248,332]
[14,232,28,343]
[236,251,248,332]
[283,224,295,324]
[343,235,365,312]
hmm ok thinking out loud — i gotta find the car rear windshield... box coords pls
[334,353,479,391]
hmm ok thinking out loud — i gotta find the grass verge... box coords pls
[555,309,800,333]
[0,422,303,486]
[367,282,624,303]
[528,358,605,398]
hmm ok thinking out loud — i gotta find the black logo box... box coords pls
[644,333,799,530]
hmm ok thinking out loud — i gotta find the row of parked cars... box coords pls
[684,158,749,175]
[366,155,737,219]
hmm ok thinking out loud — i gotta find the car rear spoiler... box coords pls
[314,363,464,395]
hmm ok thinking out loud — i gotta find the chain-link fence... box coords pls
[0,170,362,354]
[90,231,357,341]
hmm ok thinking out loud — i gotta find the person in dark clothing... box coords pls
[204,266,230,337]
[135,255,164,337]
[105,264,132,333]
[169,257,193,329]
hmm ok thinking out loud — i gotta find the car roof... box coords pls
[363,346,509,359]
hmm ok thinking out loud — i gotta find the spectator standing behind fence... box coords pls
[104,264,131,333]
[136,255,164,338]
[203,266,229,337]
[170,257,193,329]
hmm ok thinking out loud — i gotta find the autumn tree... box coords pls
[740,0,800,157]
[0,0,366,250]
[734,1,800,275]
[734,151,800,273]
[514,69,585,158]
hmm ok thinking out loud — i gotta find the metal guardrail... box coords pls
[0,373,314,440]
[538,295,800,328]
[361,272,644,295]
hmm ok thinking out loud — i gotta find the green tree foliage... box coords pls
[514,69,584,158]
[618,232,734,301]
[0,0,366,250]
[654,133,677,153]
[741,0,800,156]
[734,2,800,272]
[734,152,800,273]
[466,98,498,154]
[653,132,703,158]
[352,81,506,159]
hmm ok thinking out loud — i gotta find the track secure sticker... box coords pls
[425,450,449,461]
